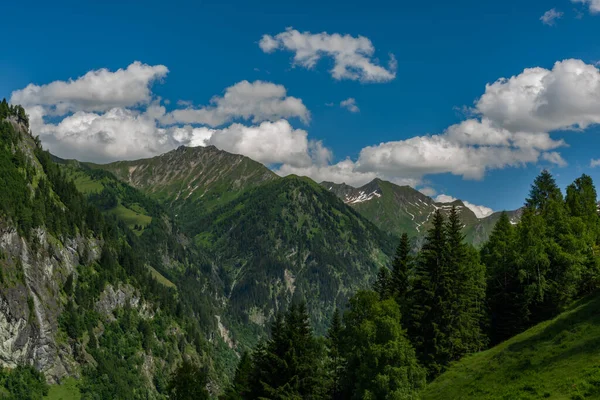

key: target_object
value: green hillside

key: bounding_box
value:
[424,293,600,400]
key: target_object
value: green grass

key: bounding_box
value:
[108,204,152,231]
[423,293,600,400]
[69,172,104,194]
[148,265,176,289]
[45,377,80,400]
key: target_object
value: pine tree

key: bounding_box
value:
[391,232,411,309]
[445,206,487,358]
[222,352,252,399]
[481,212,523,344]
[326,308,344,400]
[373,267,392,300]
[408,209,448,376]
[249,303,325,399]
[526,169,563,213]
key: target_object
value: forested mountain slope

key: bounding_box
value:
[0,102,226,398]
[193,176,397,338]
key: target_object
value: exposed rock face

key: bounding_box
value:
[95,283,152,320]
[0,223,98,383]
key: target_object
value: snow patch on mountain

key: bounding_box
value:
[344,190,382,204]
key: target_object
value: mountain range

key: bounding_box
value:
[0,109,526,397]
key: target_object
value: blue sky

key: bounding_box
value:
[2,0,600,215]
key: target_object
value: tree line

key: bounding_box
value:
[222,170,600,399]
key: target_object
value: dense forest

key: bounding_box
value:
[219,170,600,399]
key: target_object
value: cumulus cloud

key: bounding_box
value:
[418,187,437,197]
[11,61,168,115]
[162,80,309,126]
[475,59,600,133]
[173,120,319,168]
[541,151,568,166]
[33,107,173,162]
[354,122,565,180]
[540,8,564,25]
[259,28,396,82]
[591,158,600,167]
[572,0,600,13]
[434,194,494,218]
[340,98,360,113]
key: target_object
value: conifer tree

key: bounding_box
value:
[222,352,252,399]
[391,232,411,309]
[446,206,487,356]
[373,267,393,300]
[408,209,448,375]
[481,212,523,343]
[249,303,325,399]
[326,308,344,400]
[526,169,563,213]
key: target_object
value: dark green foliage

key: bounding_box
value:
[326,308,345,400]
[0,365,49,400]
[525,169,563,212]
[221,352,252,400]
[168,359,210,400]
[391,233,411,306]
[373,266,393,300]
[408,207,487,377]
[340,291,426,399]
[481,212,522,344]
[480,171,600,344]
[248,302,326,399]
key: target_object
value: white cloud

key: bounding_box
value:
[34,107,173,162]
[475,59,600,133]
[540,8,564,25]
[11,61,168,115]
[572,0,600,13]
[162,80,309,126]
[12,58,600,195]
[340,98,360,113]
[591,158,600,167]
[276,159,420,188]
[434,194,458,203]
[173,120,317,168]
[434,194,494,218]
[541,151,568,167]
[418,187,437,197]
[354,126,564,181]
[259,27,396,82]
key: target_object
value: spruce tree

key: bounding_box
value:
[408,209,447,376]
[446,206,487,357]
[222,352,252,399]
[481,212,522,344]
[373,267,392,300]
[326,308,344,400]
[391,232,411,309]
[249,303,325,399]
[526,169,563,213]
